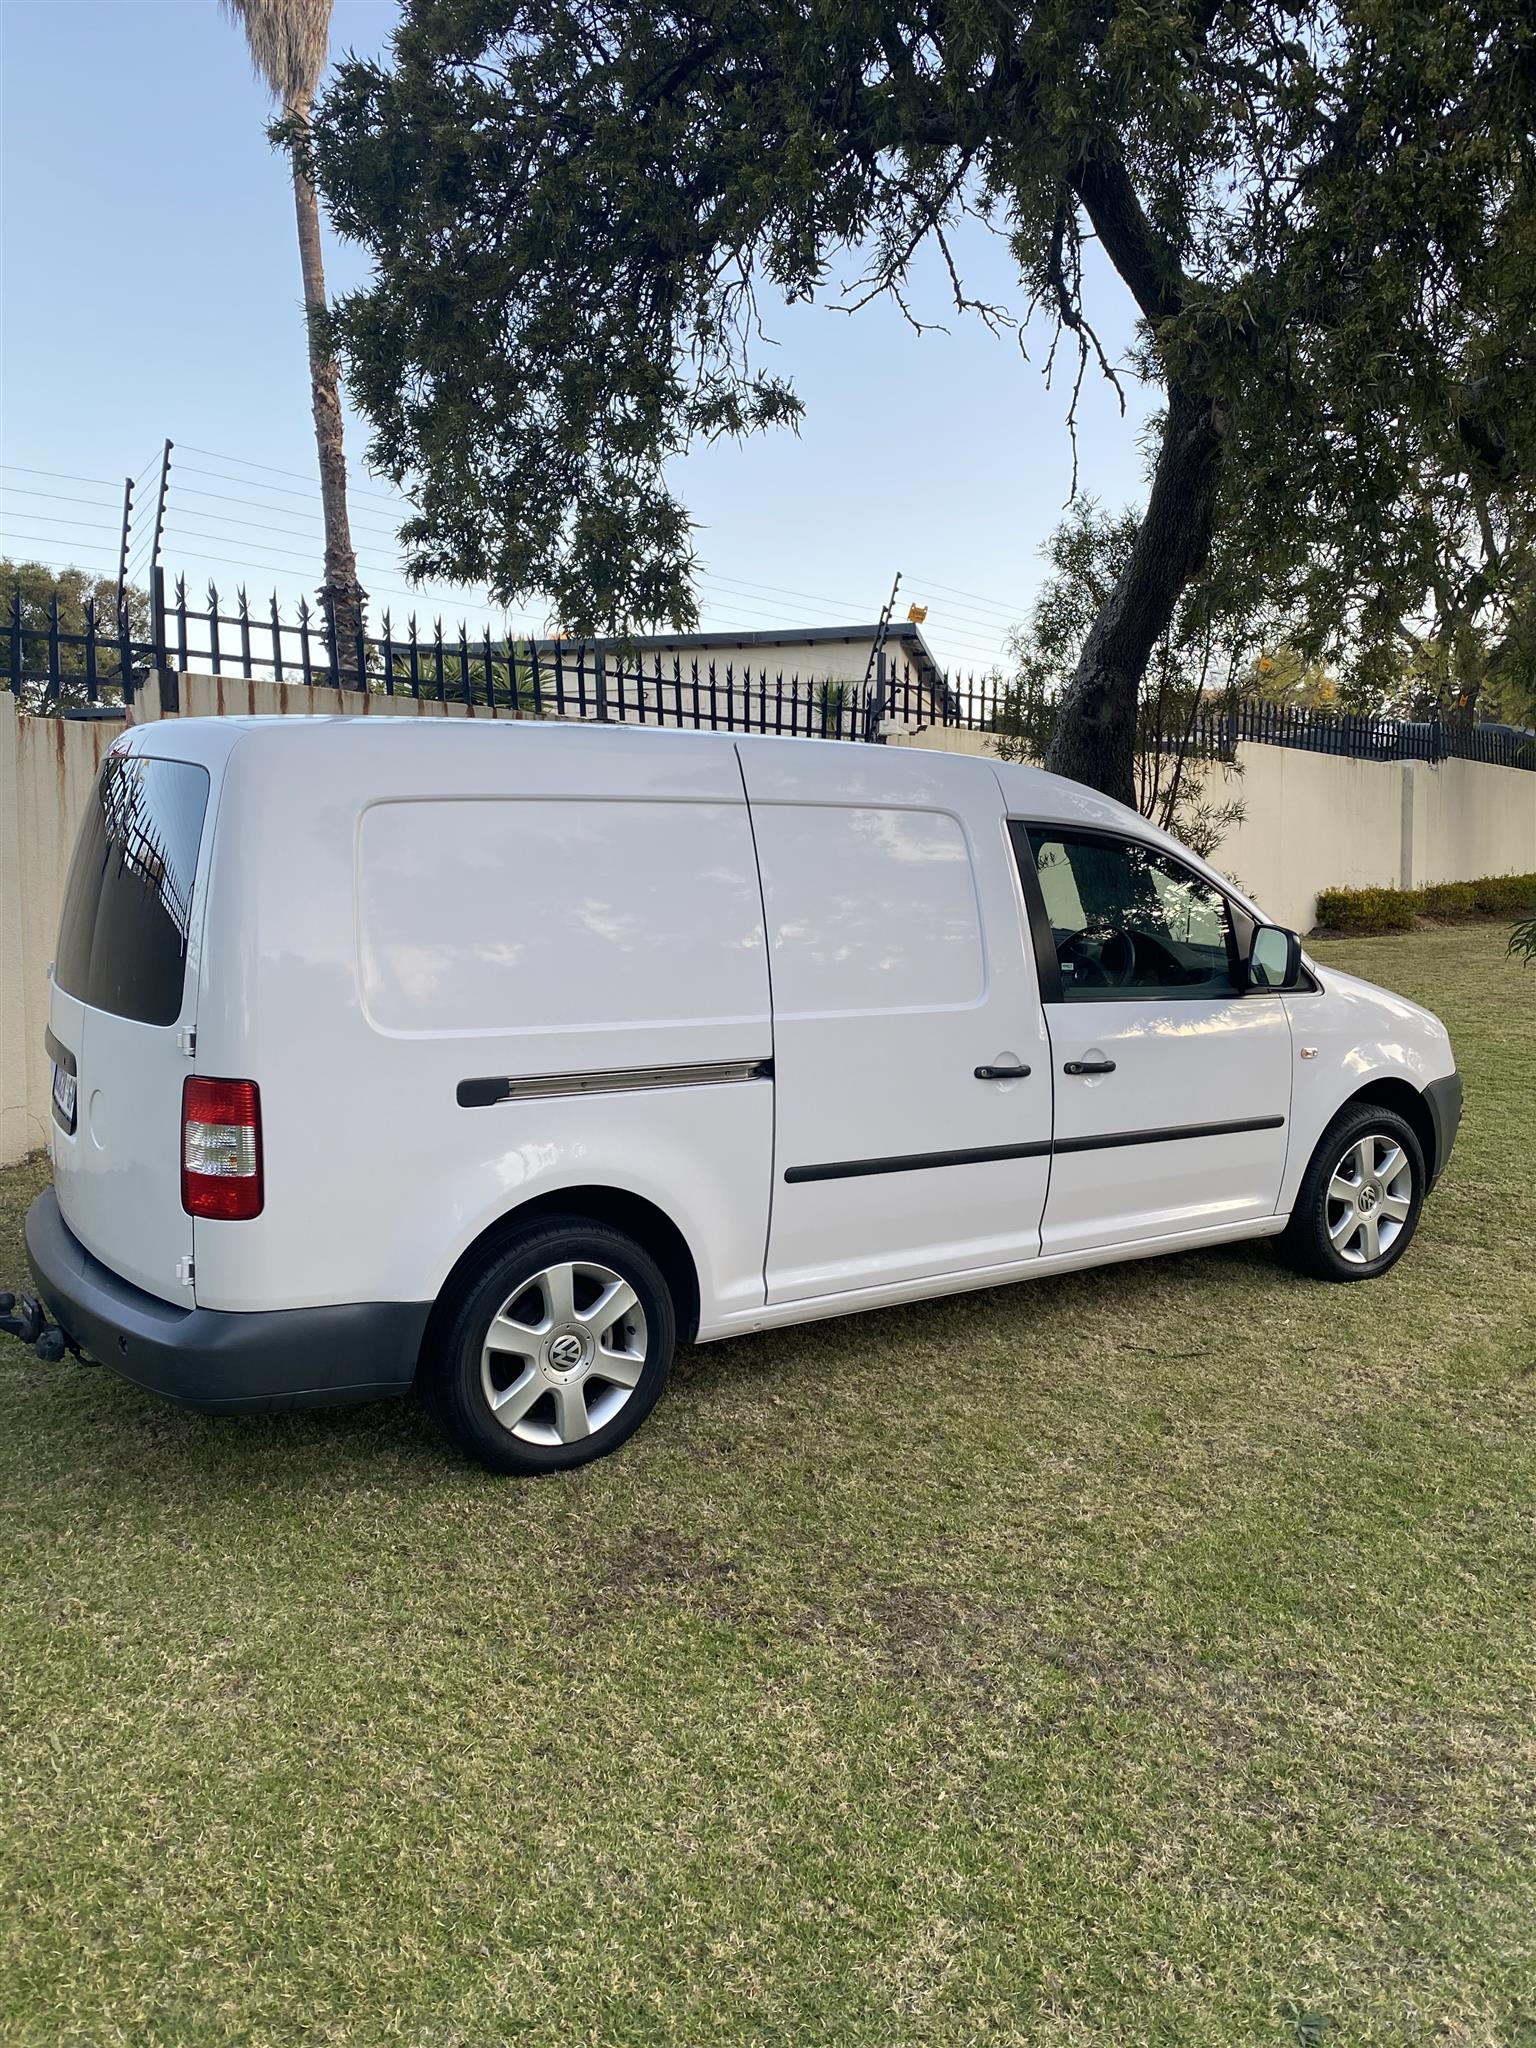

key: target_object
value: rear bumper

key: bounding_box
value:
[1424,1071,1462,1191]
[25,1187,429,1414]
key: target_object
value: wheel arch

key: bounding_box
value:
[1339,1076,1437,1182]
[424,1185,703,1363]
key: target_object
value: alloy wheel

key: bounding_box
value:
[479,1259,648,1445]
[1325,1132,1414,1266]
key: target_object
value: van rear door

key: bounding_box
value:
[47,745,211,1303]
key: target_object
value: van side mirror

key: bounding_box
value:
[1245,922,1302,991]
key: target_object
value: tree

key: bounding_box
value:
[3,560,151,712]
[993,503,1261,858]
[309,0,1536,800]
[1296,445,1536,724]
[222,0,367,670]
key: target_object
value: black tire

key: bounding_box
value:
[1278,1101,1426,1283]
[424,1216,675,1474]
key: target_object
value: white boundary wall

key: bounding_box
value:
[3,675,1532,1163]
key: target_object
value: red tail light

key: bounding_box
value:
[182,1078,263,1220]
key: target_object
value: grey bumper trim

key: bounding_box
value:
[24,1187,428,1414]
[1424,1071,1462,1191]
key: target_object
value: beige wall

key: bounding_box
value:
[1215,744,1410,926]
[886,722,1535,930]
[3,676,1532,1164]
[1,693,130,1164]
[1405,755,1536,890]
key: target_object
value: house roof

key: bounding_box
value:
[525,620,946,693]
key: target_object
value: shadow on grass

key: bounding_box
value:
[672,1233,1288,1399]
[8,1230,1301,1505]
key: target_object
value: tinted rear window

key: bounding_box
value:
[55,754,210,1026]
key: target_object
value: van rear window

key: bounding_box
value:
[54,754,210,1026]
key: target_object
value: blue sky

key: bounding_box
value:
[1,0,1157,675]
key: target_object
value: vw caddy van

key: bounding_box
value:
[26,717,1461,1474]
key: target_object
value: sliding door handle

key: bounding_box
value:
[975,1062,1031,1080]
[1063,1059,1116,1076]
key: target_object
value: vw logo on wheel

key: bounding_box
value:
[549,1332,586,1370]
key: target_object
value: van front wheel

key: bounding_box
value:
[426,1218,676,1474]
[1279,1102,1426,1283]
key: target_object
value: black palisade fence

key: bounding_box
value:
[4,570,1533,770]
[5,573,894,738]
[5,587,156,711]
[919,667,1536,771]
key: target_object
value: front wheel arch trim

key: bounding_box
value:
[1337,1076,1440,1187]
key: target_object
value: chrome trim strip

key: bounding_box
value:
[458,1058,773,1108]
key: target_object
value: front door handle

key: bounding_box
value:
[975,1062,1031,1080]
[1063,1059,1116,1076]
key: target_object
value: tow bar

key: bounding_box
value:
[0,1291,74,1363]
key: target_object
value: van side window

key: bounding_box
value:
[54,755,210,1026]
[1023,827,1236,1001]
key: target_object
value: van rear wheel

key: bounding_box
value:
[426,1217,675,1474]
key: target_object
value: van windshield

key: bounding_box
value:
[54,753,210,1026]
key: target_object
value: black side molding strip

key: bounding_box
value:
[1052,1114,1285,1156]
[459,1058,773,1109]
[785,1115,1284,1183]
[784,1140,1053,1184]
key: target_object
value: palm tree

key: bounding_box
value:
[221,0,366,675]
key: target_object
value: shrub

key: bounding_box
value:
[1315,873,1536,934]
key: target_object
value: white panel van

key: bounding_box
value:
[25,717,1462,1474]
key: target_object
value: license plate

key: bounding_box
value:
[51,1061,77,1135]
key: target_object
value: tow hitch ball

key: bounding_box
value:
[0,1292,71,1362]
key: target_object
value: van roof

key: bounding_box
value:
[122,712,1246,904]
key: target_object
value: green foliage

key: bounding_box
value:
[815,681,848,736]
[1316,873,1536,935]
[370,635,542,710]
[1509,916,1536,964]
[2,559,150,712]
[308,0,1536,690]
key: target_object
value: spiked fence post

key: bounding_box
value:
[46,594,61,708]
[82,595,99,703]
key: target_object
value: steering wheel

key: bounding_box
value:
[1059,927,1139,988]
[1098,930,1140,987]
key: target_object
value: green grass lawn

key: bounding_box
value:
[2,924,1533,2048]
